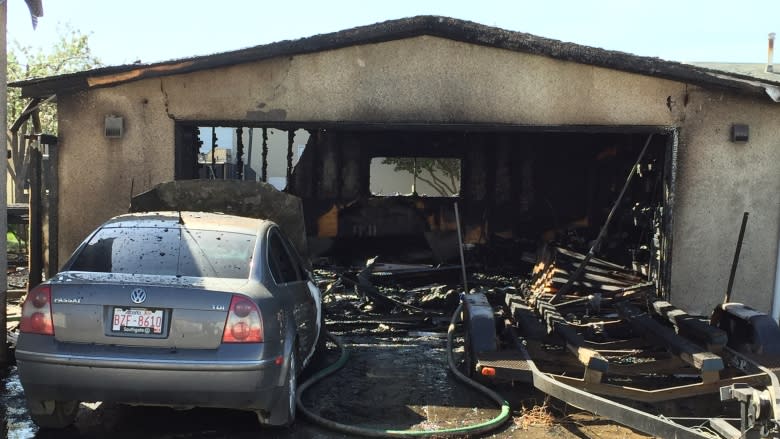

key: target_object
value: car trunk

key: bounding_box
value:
[49,273,247,349]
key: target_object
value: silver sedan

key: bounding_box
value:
[15,211,322,429]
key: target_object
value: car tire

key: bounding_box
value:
[28,400,80,429]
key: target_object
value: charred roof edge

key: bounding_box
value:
[9,15,778,99]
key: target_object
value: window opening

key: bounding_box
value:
[370,157,461,196]
[190,126,309,191]
[196,126,234,179]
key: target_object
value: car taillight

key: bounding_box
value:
[20,284,54,335]
[222,295,263,343]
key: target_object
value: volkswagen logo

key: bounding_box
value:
[130,288,147,304]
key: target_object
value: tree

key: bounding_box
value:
[7,25,102,133]
[381,157,461,196]
[6,26,101,203]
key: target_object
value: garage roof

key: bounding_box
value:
[10,16,780,101]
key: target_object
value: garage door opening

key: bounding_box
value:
[175,124,676,292]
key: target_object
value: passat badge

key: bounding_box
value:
[130,288,147,304]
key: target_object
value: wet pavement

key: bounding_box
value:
[1,273,654,438]
[0,334,494,439]
[2,365,35,439]
[0,330,651,439]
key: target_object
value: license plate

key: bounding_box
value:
[112,307,165,335]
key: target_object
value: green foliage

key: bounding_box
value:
[6,231,23,253]
[7,25,102,133]
[381,157,461,196]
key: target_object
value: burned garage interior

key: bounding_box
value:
[6,15,780,439]
[176,124,673,284]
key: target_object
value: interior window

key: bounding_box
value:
[370,157,461,196]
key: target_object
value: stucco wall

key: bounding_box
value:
[58,80,174,258]
[159,36,681,125]
[672,91,780,314]
[56,35,780,315]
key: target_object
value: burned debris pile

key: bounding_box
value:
[529,245,652,301]
[311,231,780,438]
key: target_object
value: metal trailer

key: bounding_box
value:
[459,248,780,439]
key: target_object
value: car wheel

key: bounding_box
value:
[28,400,80,429]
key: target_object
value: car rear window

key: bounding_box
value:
[69,226,257,279]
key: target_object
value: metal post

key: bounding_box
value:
[724,212,749,304]
[28,141,42,290]
[454,202,469,294]
[0,0,9,363]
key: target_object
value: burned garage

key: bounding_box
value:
[7,15,780,438]
[12,16,779,316]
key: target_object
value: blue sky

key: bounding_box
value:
[6,0,778,66]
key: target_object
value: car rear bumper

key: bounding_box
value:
[16,339,285,411]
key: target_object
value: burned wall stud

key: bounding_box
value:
[730,124,749,143]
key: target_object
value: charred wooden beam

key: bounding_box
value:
[612,282,656,299]
[537,301,609,382]
[552,262,644,284]
[261,128,268,182]
[615,301,723,380]
[552,267,636,286]
[548,276,631,292]
[286,130,294,186]
[530,248,649,299]
[526,341,688,376]
[652,300,727,353]
[235,127,244,180]
[9,97,43,132]
[210,127,217,177]
[553,246,631,271]
[551,372,767,404]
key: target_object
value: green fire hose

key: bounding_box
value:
[295,301,511,437]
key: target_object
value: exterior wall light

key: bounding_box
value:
[105,116,124,138]
[730,124,749,143]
